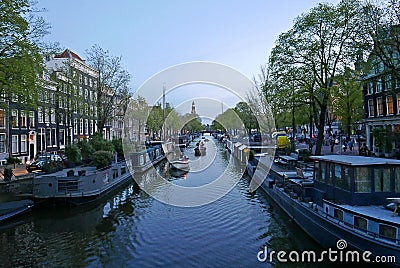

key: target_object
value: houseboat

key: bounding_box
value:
[130,143,166,173]
[33,161,132,205]
[247,155,400,266]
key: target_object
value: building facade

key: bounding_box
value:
[362,59,400,157]
[0,49,122,164]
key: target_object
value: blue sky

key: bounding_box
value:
[39,0,337,119]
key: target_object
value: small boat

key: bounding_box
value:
[0,199,34,222]
[169,157,190,171]
[194,142,206,156]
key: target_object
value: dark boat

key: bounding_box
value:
[33,161,132,205]
[247,154,400,266]
[130,144,166,173]
[194,142,206,156]
[0,199,34,222]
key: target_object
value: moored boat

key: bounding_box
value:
[169,156,190,171]
[247,155,400,266]
[33,161,132,205]
[0,199,34,222]
[130,144,166,172]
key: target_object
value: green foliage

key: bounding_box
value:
[77,139,94,162]
[182,114,204,133]
[65,144,82,165]
[0,0,49,110]
[90,132,114,152]
[42,161,62,174]
[112,138,123,158]
[93,150,113,169]
[234,102,258,134]
[2,168,13,181]
[6,157,21,165]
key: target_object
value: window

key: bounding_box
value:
[398,95,400,114]
[84,76,88,85]
[51,128,56,146]
[376,79,382,92]
[377,97,383,116]
[367,81,374,95]
[74,118,78,135]
[59,129,65,146]
[20,134,27,153]
[0,134,5,153]
[354,216,367,231]
[80,119,83,135]
[368,99,374,117]
[38,107,44,123]
[379,224,397,240]
[50,108,55,123]
[11,110,18,128]
[333,209,344,221]
[387,96,394,115]
[385,75,392,91]
[0,109,5,128]
[11,135,18,153]
[396,168,400,193]
[79,74,83,84]
[375,168,391,192]
[90,120,94,135]
[354,167,371,193]
[44,108,49,123]
[20,111,27,128]
[85,119,88,135]
[29,111,35,128]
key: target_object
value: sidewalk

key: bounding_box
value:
[0,164,30,181]
[317,144,360,156]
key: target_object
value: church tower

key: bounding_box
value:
[191,101,196,114]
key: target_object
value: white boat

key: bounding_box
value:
[170,157,190,171]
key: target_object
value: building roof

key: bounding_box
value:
[54,49,84,61]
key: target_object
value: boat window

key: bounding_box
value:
[395,168,400,193]
[374,168,391,192]
[320,162,326,182]
[354,216,367,231]
[335,165,350,191]
[379,224,397,240]
[139,155,144,165]
[314,162,321,181]
[333,208,344,221]
[354,167,371,193]
[326,163,333,185]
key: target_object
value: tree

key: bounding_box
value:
[268,0,365,155]
[85,45,132,134]
[331,68,364,139]
[361,0,400,81]
[0,0,49,108]
[234,102,258,134]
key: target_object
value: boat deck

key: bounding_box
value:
[39,166,99,177]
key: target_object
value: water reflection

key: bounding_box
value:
[0,138,325,267]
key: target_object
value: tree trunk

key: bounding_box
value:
[314,96,328,156]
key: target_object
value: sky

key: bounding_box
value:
[38,0,337,122]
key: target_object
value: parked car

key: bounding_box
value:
[26,154,64,173]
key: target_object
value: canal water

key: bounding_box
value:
[0,137,330,267]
